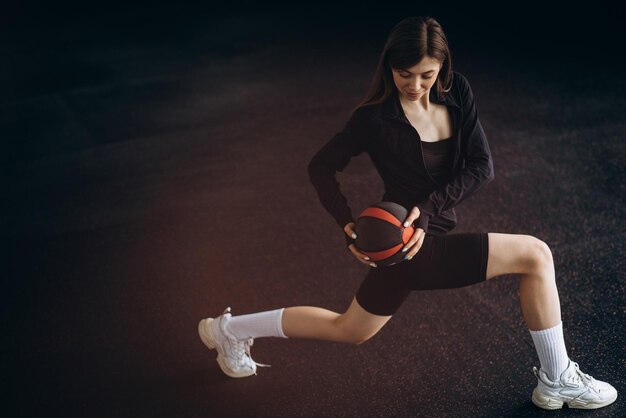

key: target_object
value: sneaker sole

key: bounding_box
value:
[198,318,256,379]
[532,388,618,410]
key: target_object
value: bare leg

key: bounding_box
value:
[281,297,392,344]
[283,233,561,342]
[485,233,561,331]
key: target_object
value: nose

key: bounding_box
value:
[411,78,422,91]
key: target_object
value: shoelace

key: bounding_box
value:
[243,338,272,369]
[228,337,272,371]
[569,361,598,389]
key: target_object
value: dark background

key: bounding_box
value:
[2,1,625,417]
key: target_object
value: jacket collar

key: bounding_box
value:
[381,85,460,124]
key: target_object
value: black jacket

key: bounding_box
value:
[307,70,495,248]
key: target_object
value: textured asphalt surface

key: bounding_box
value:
[2,3,625,417]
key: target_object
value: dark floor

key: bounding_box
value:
[2,3,625,418]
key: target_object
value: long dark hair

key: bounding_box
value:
[350,16,454,116]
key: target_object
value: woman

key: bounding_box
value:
[198,16,617,410]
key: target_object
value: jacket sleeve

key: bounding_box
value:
[414,73,494,228]
[307,107,371,247]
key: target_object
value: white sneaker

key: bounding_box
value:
[198,307,271,378]
[532,359,618,409]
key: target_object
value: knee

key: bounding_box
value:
[348,333,375,345]
[335,318,379,345]
[524,236,554,273]
[341,326,378,345]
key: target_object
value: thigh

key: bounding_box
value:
[355,232,489,316]
[485,232,547,280]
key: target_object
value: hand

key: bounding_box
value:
[344,222,377,268]
[401,206,426,261]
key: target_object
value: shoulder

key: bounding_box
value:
[346,101,383,128]
[450,70,475,98]
[451,70,471,87]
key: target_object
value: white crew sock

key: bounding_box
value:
[529,321,569,381]
[224,308,289,340]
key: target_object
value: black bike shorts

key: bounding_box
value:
[355,232,489,316]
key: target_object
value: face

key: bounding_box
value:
[391,55,443,102]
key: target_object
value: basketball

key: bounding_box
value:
[354,201,415,266]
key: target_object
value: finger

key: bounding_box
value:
[407,229,425,259]
[403,206,421,227]
[357,251,376,267]
[406,229,424,259]
[414,230,426,253]
[358,256,376,268]
[350,245,369,260]
[401,225,420,253]
[402,208,416,227]
[350,246,374,266]
[344,223,357,239]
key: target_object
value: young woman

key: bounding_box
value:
[198,16,617,410]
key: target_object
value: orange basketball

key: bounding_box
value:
[354,201,414,266]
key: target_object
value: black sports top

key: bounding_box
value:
[307,71,494,248]
[420,137,455,186]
